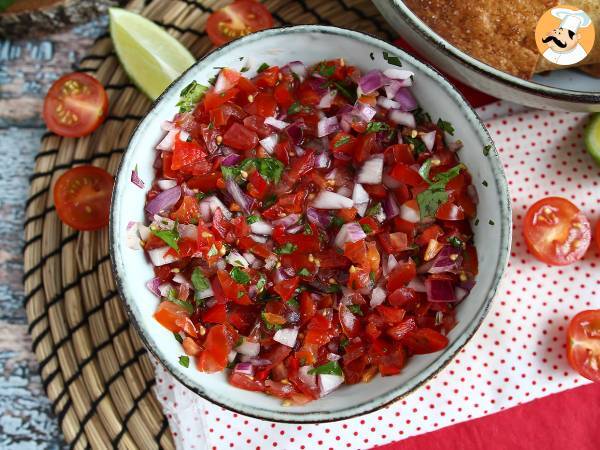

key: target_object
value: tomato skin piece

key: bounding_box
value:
[206,0,274,47]
[384,143,414,165]
[203,88,239,110]
[330,131,357,155]
[43,72,108,138]
[273,276,300,301]
[386,317,417,341]
[567,309,600,382]
[186,172,221,191]
[53,165,114,231]
[401,328,449,354]
[154,301,190,332]
[223,122,259,151]
[171,196,200,224]
[389,163,424,186]
[386,259,417,291]
[436,201,465,221]
[523,197,591,266]
[202,303,228,324]
[229,372,265,392]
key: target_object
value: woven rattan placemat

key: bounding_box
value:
[22,0,393,448]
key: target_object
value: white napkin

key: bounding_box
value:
[153,102,598,450]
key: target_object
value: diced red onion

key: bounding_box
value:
[356,154,383,185]
[214,70,236,94]
[250,234,267,244]
[421,131,436,151]
[285,122,304,145]
[306,207,331,229]
[352,183,369,217]
[178,223,197,239]
[161,120,177,131]
[226,249,249,268]
[215,258,226,271]
[383,254,399,276]
[237,339,260,357]
[146,277,162,297]
[228,350,237,363]
[172,272,188,285]
[394,88,418,111]
[298,366,317,389]
[152,214,175,231]
[426,277,457,302]
[196,285,214,300]
[222,153,242,166]
[138,224,150,241]
[359,70,385,94]
[201,196,232,220]
[312,190,353,209]
[145,186,181,215]
[242,252,256,265]
[327,353,341,361]
[383,193,400,219]
[272,213,300,228]
[319,374,344,396]
[259,133,279,154]
[126,222,141,250]
[448,139,464,152]
[148,248,177,267]
[407,277,427,293]
[273,268,290,285]
[158,282,173,297]
[240,356,271,366]
[339,114,351,133]
[157,179,177,190]
[467,185,479,205]
[233,362,255,376]
[400,201,420,223]
[273,327,299,348]
[288,61,307,81]
[370,286,386,307]
[355,101,377,121]
[315,152,331,169]
[334,222,366,248]
[455,286,469,301]
[317,116,339,138]
[389,110,416,128]
[286,223,304,234]
[383,68,414,80]
[318,90,337,109]
[428,246,463,274]
[250,220,273,236]
[384,80,402,99]
[179,130,190,142]
[377,96,402,110]
[295,145,306,156]
[264,254,278,270]
[226,179,254,214]
[131,168,144,189]
[156,130,177,150]
[264,116,289,130]
[336,186,352,198]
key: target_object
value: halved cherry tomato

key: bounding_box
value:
[567,310,600,382]
[523,197,591,265]
[43,72,108,137]
[53,165,114,231]
[205,0,274,46]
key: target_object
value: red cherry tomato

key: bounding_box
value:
[53,165,114,231]
[523,197,591,265]
[206,0,274,46]
[567,310,600,382]
[43,72,108,138]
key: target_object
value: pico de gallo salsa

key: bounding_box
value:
[129,57,479,404]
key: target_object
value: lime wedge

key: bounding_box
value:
[109,8,196,100]
[584,113,600,166]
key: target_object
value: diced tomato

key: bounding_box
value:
[198,324,234,373]
[254,66,280,88]
[387,259,417,291]
[154,301,189,332]
[186,172,221,191]
[348,266,371,290]
[436,201,465,221]
[274,78,295,108]
[229,372,265,392]
[203,88,239,110]
[223,122,259,151]
[389,163,424,186]
[217,270,251,305]
[354,133,378,163]
[182,337,202,356]
[171,196,200,224]
[358,216,381,234]
[299,291,316,324]
[388,287,418,308]
[246,91,278,117]
[401,328,449,354]
[273,276,300,301]
[377,232,409,254]
[202,303,228,323]
[384,144,414,165]
[330,131,356,155]
[243,114,271,138]
[209,101,246,127]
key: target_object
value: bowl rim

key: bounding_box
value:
[109,24,512,423]
[383,0,600,103]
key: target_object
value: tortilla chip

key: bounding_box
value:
[403,0,556,79]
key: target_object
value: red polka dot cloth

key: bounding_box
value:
[153,102,600,450]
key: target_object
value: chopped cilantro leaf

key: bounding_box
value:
[176,81,208,113]
[257,63,269,73]
[298,268,311,277]
[317,62,335,77]
[489,219,495,226]
[324,283,341,293]
[383,51,402,67]
[246,215,259,225]
[366,202,382,217]
[475,218,480,226]
[240,66,249,73]
[414,107,432,125]
[287,298,300,308]
[366,121,390,133]
[482,180,488,187]
[483,144,492,156]
[256,274,267,293]
[308,360,343,376]
[340,336,349,349]
[178,355,190,368]
[418,159,433,184]
[173,332,183,343]
[334,135,351,148]
[288,101,302,115]
[330,216,345,228]
[303,223,313,235]
[416,164,464,219]
[404,135,426,155]
[165,295,193,314]
[332,81,356,102]
[348,304,364,316]
[261,311,283,331]
[275,243,298,255]
[448,236,464,248]
[221,157,284,184]
[369,52,375,60]
[191,267,210,292]
[361,223,372,234]
[437,118,455,135]
[230,267,250,284]
[151,225,179,251]
[207,244,218,257]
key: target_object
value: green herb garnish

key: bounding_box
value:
[298,268,311,277]
[176,81,208,113]
[332,81,356,102]
[361,223,372,234]
[178,355,190,368]
[230,267,250,284]
[340,336,349,349]
[483,145,492,156]
[404,135,426,155]
[257,63,270,73]
[151,225,180,251]
[275,242,298,255]
[418,159,433,183]
[482,180,488,187]
[437,118,455,135]
[261,311,283,331]
[207,244,218,257]
[246,215,259,225]
[317,63,335,77]
[414,108,432,125]
[173,332,183,343]
[256,274,267,293]
[448,236,464,248]
[366,202,382,217]
[348,304,364,316]
[191,267,210,292]
[489,219,495,226]
[334,135,352,148]
[416,164,465,219]
[366,122,390,133]
[383,51,402,67]
[308,360,343,376]
[287,298,300,308]
[288,101,302,115]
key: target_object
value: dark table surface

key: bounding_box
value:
[0,17,108,450]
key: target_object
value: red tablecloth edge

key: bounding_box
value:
[374,382,600,450]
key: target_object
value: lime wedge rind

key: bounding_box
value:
[584,113,600,166]
[109,8,196,100]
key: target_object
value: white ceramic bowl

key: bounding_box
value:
[372,0,600,112]
[110,25,511,422]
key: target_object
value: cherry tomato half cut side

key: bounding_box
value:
[53,165,114,231]
[522,197,591,266]
[43,72,108,138]
[206,0,274,46]
[567,310,600,382]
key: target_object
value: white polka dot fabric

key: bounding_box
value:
[153,102,600,450]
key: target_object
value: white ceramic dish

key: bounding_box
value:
[372,0,600,112]
[110,25,511,422]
